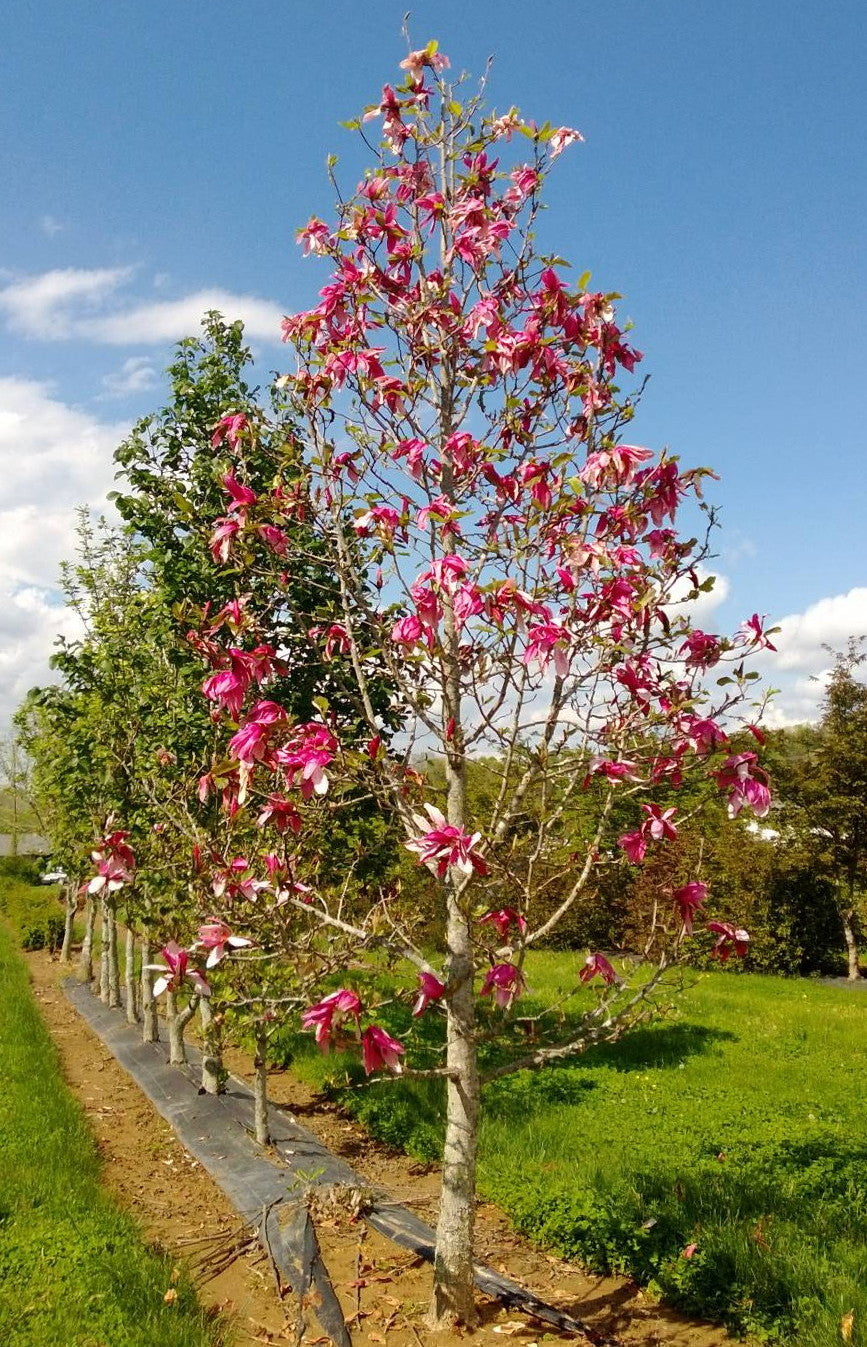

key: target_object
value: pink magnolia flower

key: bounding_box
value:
[524,622,572,678]
[735,613,777,651]
[222,473,257,509]
[478,908,527,940]
[301,988,362,1051]
[297,217,332,255]
[256,794,302,834]
[673,882,708,934]
[549,126,584,158]
[209,517,241,564]
[481,962,525,1009]
[391,614,426,647]
[277,722,338,798]
[713,752,771,819]
[361,1024,405,1075]
[680,630,721,670]
[412,971,446,1016]
[707,921,750,962]
[579,952,619,985]
[146,942,210,998]
[642,803,679,842]
[618,830,647,864]
[405,804,488,878]
[210,412,249,449]
[399,46,450,80]
[195,921,254,968]
[87,854,132,895]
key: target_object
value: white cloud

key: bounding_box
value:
[39,214,65,238]
[0,267,284,346]
[0,267,134,339]
[0,378,126,724]
[100,356,159,398]
[755,588,867,725]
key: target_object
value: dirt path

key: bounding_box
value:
[26,950,731,1347]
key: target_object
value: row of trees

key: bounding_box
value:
[13,43,865,1327]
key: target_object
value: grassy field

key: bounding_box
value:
[274,954,867,1346]
[0,920,228,1347]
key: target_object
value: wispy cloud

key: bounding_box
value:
[100,356,159,398]
[0,266,284,346]
[0,377,126,724]
[754,588,867,725]
[39,214,65,238]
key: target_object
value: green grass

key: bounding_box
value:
[274,955,867,1345]
[0,919,229,1347]
[0,872,66,949]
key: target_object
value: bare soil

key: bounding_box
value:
[26,950,731,1347]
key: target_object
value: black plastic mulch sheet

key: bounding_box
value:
[65,981,609,1344]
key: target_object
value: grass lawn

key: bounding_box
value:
[0,920,228,1347]
[275,954,867,1346]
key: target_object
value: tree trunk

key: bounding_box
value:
[842,908,861,980]
[199,996,223,1094]
[106,904,121,1009]
[99,899,110,1003]
[428,900,480,1329]
[60,883,77,963]
[124,926,138,1023]
[141,937,159,1043]
[253,1023,270,1144]
[167,992,197,1065]
[79,897,96,983]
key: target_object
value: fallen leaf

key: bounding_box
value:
[842,1310,855,1342]
[163,1288,178,1305]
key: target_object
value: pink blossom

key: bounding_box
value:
[680,630,721,670]
[391,614,426,647]
[735,613,777,651]
[302,988,362,1051]
[277,722,338,798]
[412,972,446,1016]
[524,622,572,678]
[209,517,241,564]
[478,908,527,940]
[672,882,708,934]
[405,804,488,878]
[361,1024,406,1074]
[146,942,210,998]
[713,752,771,819]
[195,921,254,968]
[549,126,584,158]
[297,217,332,255]
[641,803,678,842]
[211,413,249,449]
[256,794,302,834]
[707,921,750,962]
[618,830,647,864]
[258,524,289,556]
[481,962,525,1009]
[399,46,450,80]
[579,953,619,986]
[222,473,257,508]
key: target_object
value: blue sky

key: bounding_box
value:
[1,0,865,724]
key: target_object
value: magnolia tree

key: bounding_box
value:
[183,44,775,1327]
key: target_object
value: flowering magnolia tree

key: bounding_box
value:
[187,43,775,1327]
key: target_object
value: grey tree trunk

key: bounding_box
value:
[60,883,77,963]
[199,995,222,1094]
[253,1024,270,1144]
[106,904,121,1009]
[140,937,159,1043]
[428,898,480,1329]
[842,909,861,980]
[99,899,110,1003]
[428,529,480,1331]
[167,991,197,1065]
[79,897,96,983]
[124,926,138,1023]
